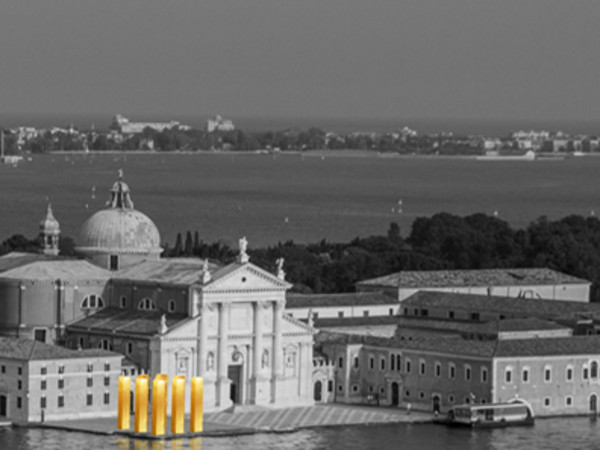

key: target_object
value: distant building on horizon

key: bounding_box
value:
[110,114,189,134]
[206,114,235,133]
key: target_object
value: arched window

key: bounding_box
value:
[81,295,104,310]
[591,361,598,378]
[168,300,176,313]
[137,298,157,311]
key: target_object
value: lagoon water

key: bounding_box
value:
[2,417,600,449]
[1,153,600,248]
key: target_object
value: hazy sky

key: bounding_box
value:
[1,1,599,123]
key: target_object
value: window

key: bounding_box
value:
[522,368,529,383]
[544,366,552,382]
[87,377,93,387]
[470,312,480,321]
[352,384,359,393]
[448,394,455,403]
[448,311,455,319]
[337,384,343,393]
[363,310,369,317]
[127,342,134,354]
[120,296,127,308]
[17,397,22,409]
[58,365,65,374]
[168,300,176,313]
[86,394,93,406]
[369,356,375,370]
[18,367,22,375]
[391,355,395,371]
[353,356,359,369]
[380,358,386,371]
[34,329,47,342]
[566,367,573,382]
[481,367,488,383]
[380,387,385,394]
[449,363,456,379]
[420,309,428,317]
[58,379,64,389]
[41,367,47,375]
[1,366,4,373]
[584,367,589,380]
[104,393,110,405]
[338,311,344,318]
[591,361,598,378]
[544,398,551,407]
[41,380,46,390]
[465,397,471,404]
[566,396,573,406]
[87,363,94,372]
[327,380,333,392]
[405,390,410,398]
[58,395,64,408]
[419,392,425,399]
[17,380,22,390]
[405,359,412,374]
[81,295,104,310]
[419,360,426,376]
[505,368,512,383]
[138,298,157,311]
[389,308,394,316]
[100,340,111,350]
[104,363,110,371]
[40,396,46,409]
[78,337,85,349]
[104,376,110,387]
[110,255,119,271]
[403,308,408,315]
[396,355,401,372]
[435,362,441,377]
[464,365,472,381]
[338,357,344,369]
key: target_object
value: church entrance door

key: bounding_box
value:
[314,381,322,402]
[228,365,242,404]
[391,382,400,406]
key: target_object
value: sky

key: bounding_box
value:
[1,1,600,126]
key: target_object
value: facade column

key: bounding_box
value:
[271,299,285,402]
[217,302,231,407]
[197,304,207,375]
[252,301,269,404]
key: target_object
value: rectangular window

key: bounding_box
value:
[391,355,395,371]
[396,355,401,372]
[448,311,455,319]
[87,364,93,373]
[544,368,552,382]
[41,367,47,375]
[505,369,512,383]
[58,379,64,389]
[481,367,488,383]
[370,357,375,370]
[17,380,22,390]
[465,366,471,381]
[544,398,551,407]
[449,365,456,379]
[338,311,344,318]
[104,363,110,372]
[41,380,46,390]
[17,397,22,409]
[584,368,589,380]
[389,308,394,316]
[470,312,480,321]
[522,369,529,383]
[40,396,46,409]
[435,363,441,377]
[338,357,343,369]
[327,380,333,392]
[18,367,22,375]
[104,393,110,405]
[1,366,4,373]
[419,361,426,375]
[566,396,573,406]
[566,368,573,381]
[406,360,411,373]
[363,310,369,317]
[110,255,119,271]
[58,365,65,374]
[353,357,359,369]
[87,377,93,388]
[86,394,93,406]
[420,309,428,317]
[380,358,386,371]
[58,395,64,408]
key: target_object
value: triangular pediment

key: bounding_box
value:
[204,262,291,292]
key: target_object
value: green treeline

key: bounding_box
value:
[3,213,600,301]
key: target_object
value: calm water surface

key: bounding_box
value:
[2,418,600,450]
[2,153,600,247]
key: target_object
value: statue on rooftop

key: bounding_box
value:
[276,257,286,280]
[159,314,168,334]
[238,236,249,263]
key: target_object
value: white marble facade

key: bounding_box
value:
[150,262,315,411]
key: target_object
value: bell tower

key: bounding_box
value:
[39,203,60,256]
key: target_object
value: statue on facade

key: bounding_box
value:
[202,258,211,284]
[276,257,286,280]
[307,308,314,328]
[238,236,249,263]
[159,314,168,334]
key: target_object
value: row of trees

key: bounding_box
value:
[4,213,600,301]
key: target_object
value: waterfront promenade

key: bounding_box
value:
[31,404,432,439]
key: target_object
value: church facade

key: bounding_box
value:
[0,174,315,411]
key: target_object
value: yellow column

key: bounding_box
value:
[190,377,204,433]
[151,374,167,436]
[134,375,149,433]
[118,376,131,430]
[171,375,186,434]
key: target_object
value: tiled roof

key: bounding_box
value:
[286,292,397,308]
[357,268,590,288]
[0,337,119,361]
[113,258,219,285]
[401,291,600,319]
[316,331,600,359]
[0,260,111,282]
[67,307,188,337]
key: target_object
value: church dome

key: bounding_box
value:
[76,173,162,258]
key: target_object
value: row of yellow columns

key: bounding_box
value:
[118,375,204,436]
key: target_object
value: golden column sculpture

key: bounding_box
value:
[151,374,167,436]
[118,376,131,430]
[134,375,149,433]
[171,375,186,434]
[190,377,204,433]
